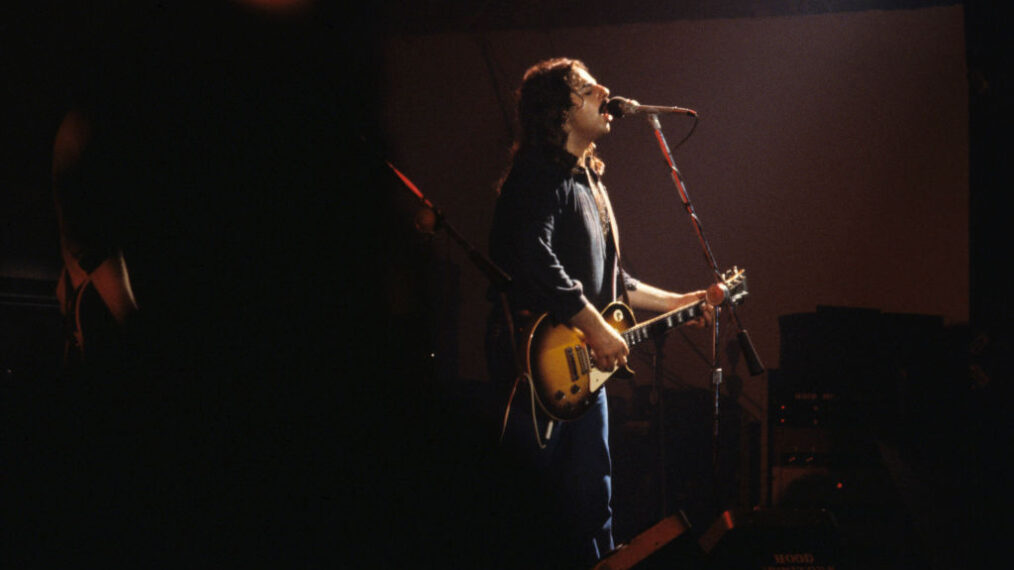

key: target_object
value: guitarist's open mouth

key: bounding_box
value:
[599,99,612,120]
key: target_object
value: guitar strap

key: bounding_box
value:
[585,168,631,307]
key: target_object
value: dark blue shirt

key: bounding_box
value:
[489,148,635,325]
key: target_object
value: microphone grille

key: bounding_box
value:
[605,97,627,118]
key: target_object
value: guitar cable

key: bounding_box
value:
[499,373,520,442]
[528,372,554,449]
[496,294,554,449]
[499,366,554,449]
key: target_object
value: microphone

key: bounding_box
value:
[605,96,697,118]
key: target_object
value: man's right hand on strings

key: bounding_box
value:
[570,303,629,371]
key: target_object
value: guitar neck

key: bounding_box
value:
[616,269,747,349]
[620,300,706,348]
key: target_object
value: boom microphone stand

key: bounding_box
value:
[640,111,766,516]
[387,161,511,294]
[386,161,527,442]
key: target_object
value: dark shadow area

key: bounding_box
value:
[771,306,1009,568]
[2,2,397,565]
[4,1,1012,567]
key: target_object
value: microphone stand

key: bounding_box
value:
[386,161,524,442]
[642,113,765,518]
[386,161,511,293]
[652,332,669,521]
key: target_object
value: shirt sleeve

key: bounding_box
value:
[507,181,590,323]
[621,268,639,292]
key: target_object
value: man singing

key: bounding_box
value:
[485,57,711,567]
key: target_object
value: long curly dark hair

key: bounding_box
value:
[512,57,604,175]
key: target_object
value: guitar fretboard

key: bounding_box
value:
[619,269,748,348]
[622,302,704,347]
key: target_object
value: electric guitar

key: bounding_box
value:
[520,268,747,421]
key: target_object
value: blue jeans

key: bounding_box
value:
[500,385,615,567]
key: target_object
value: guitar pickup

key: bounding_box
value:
[565,347,578,381]
[575,345,591,375]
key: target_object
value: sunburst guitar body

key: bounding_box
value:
[522,302,637,421]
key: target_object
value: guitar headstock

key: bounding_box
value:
[724,267,747,305]
[706,267,748,306]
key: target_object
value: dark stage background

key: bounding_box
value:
[2,1,1010,567]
